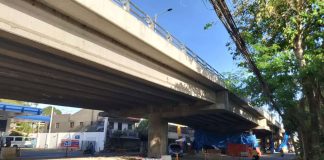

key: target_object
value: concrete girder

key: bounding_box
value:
[0,0,217,103]
[0,77,140,108]
[0,37,195,103]
[99,103,217,118]
[169,115,256,133]
[0,86,126,111]
[0,54,182,105]
[228,100,259,125]
[0,0,266,144]
[202,113,239,125]
[0,68,151,106]
[39,0,225,89]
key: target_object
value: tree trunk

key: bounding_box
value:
[293,18,322,159]
[302,79,322,160]
[291,135,298,156]
[298,129,307,160]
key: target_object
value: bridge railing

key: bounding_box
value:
[112,0,225,82]
[111,1,281,123]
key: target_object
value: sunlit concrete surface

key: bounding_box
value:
[0,0,261,132]
[0,0,280,158]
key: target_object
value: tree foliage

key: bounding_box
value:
[225,0,323,159]
[0,99,32,106]
[15,122,33,135]
[9,130,25,136]
[42,106,62,116]
[136,119,148,141]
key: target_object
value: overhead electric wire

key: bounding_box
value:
[208,0,283,116]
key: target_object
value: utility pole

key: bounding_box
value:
[45,106,54,148]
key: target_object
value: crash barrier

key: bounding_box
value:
[143,155,171,160]
[0,147,18,159]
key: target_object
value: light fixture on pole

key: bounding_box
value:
[154,8,173,24]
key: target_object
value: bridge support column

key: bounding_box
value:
[147,113,168,158]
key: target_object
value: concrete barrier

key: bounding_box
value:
[0,147,17,159]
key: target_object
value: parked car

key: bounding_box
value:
[2,136,35,148]
[168,143,183,157]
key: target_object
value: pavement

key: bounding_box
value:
[18,148,84,159]
[17,149,297,160]
[182,153,296,160]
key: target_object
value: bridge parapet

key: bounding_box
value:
[111,0,226,85]
[39,0,225,88]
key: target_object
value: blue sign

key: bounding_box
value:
[63,141,71,147]
[75,135,80,139]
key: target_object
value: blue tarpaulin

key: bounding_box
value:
[193,129,258,150]
[270,135,275,153]
[277,133,289,152]
[15,115,50,122]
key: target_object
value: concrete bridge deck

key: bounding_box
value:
[0,0,269,157]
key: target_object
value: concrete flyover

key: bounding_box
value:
[0,0,263,157]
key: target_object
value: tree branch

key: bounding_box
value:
[209,0,283,116]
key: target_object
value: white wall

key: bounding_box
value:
[113,122,118,130]
[122,123,128,130]
[111,122,132,131]
[168,132,189,140]
[30,132,105,152]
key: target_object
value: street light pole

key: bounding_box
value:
[153,8,173,24]
[45,106,54,148]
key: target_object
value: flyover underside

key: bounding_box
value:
[101,103,258,134]
[0,0,218,105]
[166,110,257,133]
[0,0,260,136]
[0,35,204,111]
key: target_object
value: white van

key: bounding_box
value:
[2,136,36,148]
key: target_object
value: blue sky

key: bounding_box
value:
[39,0,238,114]
[34,104,81,114]
[132,0,237,72]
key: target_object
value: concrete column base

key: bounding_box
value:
[147,113,168,158]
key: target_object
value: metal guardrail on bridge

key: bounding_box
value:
[109,0,284,126]
[112,0,225,82]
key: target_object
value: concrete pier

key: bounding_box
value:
[148,113,168,158]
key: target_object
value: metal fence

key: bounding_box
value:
[111,0,277,123]
[112,0,225,82]
[110,129,139,138]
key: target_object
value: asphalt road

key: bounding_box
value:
[18,149,296,160]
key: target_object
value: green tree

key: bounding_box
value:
[136,119,149,155]
[136,119,149,141]
[42,106,62,116]
[0,99,32,106]
[9,130,24,136]
[223,0,323,159]
[16,122,33,135]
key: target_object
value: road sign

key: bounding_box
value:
[61,139,79,148]
[63,140,71,147]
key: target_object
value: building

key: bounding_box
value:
[47,109,192,152]
[51,109,105,133]
[107,117,139,139]
[51,109,139,134]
